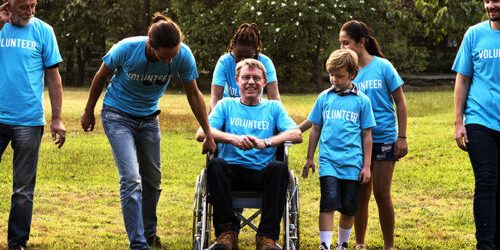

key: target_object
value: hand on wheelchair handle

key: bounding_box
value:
[202,135,217,154]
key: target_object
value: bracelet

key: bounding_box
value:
[398,136,407,139]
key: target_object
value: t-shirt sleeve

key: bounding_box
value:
[384,61,404,92]
[212,56,227,87]
[360,97,376,129]
[42,26,62,68]
[452,28,473,77]
[208,100,226,130]
[178,46,199,83]
[274,102,297,132]
[102,42,126,70]
[308,94,324,126]
[262,56,278,84]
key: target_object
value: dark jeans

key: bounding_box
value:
[466,124,500,250]
[207,158,289,241]
[0,124,43,247]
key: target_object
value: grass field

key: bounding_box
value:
[0,88,475,249]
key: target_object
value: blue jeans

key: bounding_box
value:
[0,123,43,247]
[466,124,500,250]
[101,106,162,250]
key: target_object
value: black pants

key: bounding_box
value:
[466,124,500,249]
[207,158,289,241]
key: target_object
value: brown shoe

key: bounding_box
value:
[256,236,281,250]
[213,230,238,250]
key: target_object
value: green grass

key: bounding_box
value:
[0,88,475,249]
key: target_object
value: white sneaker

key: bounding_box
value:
[319,242,332,250]
[335,242,348,250]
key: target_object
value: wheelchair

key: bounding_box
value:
[192,142,300,250]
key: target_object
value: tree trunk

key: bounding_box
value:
[144,0,150,31]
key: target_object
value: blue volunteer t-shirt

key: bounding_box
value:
[103,37,199,116]
[308,88,376,180]
[452,20,500,131]
[353,56,404,143]
[0,18,62,126]
[209,98,297,170]
[212,53,277,97]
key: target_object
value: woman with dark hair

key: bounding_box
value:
[81,13,215,249]
[210,23,281,110]
[339,20,408,250]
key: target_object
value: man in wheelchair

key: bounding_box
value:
[196,59,302,250]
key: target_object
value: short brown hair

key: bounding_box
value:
[235,58,267,83]
[325,49,358,75]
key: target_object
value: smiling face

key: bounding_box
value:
[485,0,500,22]
[232,44,257,62]
[8,0,36,26]
[236,64,266,105]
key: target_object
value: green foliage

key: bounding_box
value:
[34,0,486,89]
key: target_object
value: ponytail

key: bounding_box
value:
[147,12,184,49]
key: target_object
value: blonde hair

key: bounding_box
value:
[325,49,358,74]
[235,58,267,82]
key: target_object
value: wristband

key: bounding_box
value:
[398,136,407,139]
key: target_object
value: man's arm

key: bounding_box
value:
[81,63,113,132]
[183,79,216,154]
[454,73,471,151]
[45,67,66,148]
[252,128,302,150]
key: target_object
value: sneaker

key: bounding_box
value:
[213,230,238,250]
[146,234,161,248]
[319,242,332,250]
[354,244,367,250]
[334,242,348,250]
[256,236,281,250]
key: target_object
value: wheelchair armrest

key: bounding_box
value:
[275,141,292,165]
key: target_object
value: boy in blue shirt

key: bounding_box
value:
[303,49,375,250]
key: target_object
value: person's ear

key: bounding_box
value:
[351,70,358,80]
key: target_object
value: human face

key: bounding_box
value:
[485,0,500,22]
[237,65,265,105]
[8,0,36,26]
[152,43,180,64]
[233,44,257,62]
[329,68,355,91]
[339,30,364,56]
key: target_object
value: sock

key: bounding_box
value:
[320,231,333,247]
[337,227,352,246]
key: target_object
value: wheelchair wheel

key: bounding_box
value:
[283,171,300,250]
[192,169,212,250]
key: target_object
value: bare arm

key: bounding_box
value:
[45,67,66,148]
[183,79,216,154]
[454,73,471,151]
[81,63,113,132]
[265,81,281,102]
[359,128,372,184]
[210,85,224,111]
[392,87,408,158]
[298,119,312,132]
[302,124,321,178]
